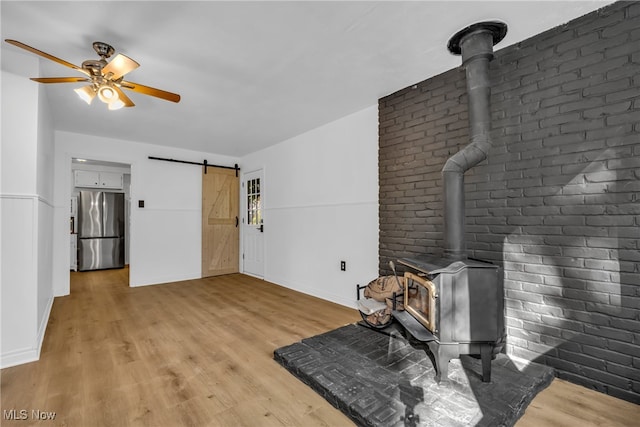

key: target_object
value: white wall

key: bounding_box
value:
[1,52,38,193]
[1,49,55,368]
[240,105,379,308]
[36,85,54,338]
[53,131,239,295]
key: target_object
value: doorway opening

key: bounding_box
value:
[70,158,131,287]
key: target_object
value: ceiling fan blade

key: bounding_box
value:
[5,39,89,76]
[31,77,90,84]
[102,53,139,80]
[113,86,135,107]
[121,80,180,103]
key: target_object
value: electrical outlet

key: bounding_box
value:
[340,261,346,271]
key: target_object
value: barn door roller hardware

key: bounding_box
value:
[148,156,239,176]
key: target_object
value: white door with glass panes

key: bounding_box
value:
[243,169,264,278]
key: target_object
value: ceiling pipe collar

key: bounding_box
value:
[447,21,507,56]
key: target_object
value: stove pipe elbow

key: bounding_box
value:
[443,22,507,260]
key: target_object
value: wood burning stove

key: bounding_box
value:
[389,21,508,384]
[393,256,504,384]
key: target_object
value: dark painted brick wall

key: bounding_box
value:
[378,1,639,403]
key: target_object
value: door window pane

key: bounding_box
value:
[247,178,261,226]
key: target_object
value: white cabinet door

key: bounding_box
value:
[74,170,123,189]
[74,170,100,187]
[99,172,123,189]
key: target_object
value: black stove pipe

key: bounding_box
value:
[443,22,507,260]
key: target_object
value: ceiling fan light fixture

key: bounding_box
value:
[74,85,96,105]
[108,99,125,110]
[5,39,181,109]
[97,84,118,104]
[102,53,139,80]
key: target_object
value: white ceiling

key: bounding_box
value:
[1,1,612,157]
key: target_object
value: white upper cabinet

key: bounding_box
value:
[74,170,123,189]
[74,170,99,187]
[99,172,124,189]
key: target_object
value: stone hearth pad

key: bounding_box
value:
[274,323,554,427]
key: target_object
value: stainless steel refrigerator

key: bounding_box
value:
[78,190,125,271]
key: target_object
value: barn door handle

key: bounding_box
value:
[259,224,264,233]
[235,216,238,227]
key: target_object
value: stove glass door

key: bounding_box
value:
[404,272,437,333]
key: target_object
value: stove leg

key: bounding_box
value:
[481,343,492,382]
[429,343,459,385]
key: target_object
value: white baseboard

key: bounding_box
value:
[36,296,54,356]
[242,271,265,280]
[129,273,201,287]
[0,347,39,369]
[266,275,357,310]
[1,296,54,369]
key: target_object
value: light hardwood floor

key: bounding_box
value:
[1,269,638,426]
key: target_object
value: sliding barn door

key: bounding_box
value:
[202,167,239,277]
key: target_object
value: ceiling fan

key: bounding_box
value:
[5,39,181,110]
